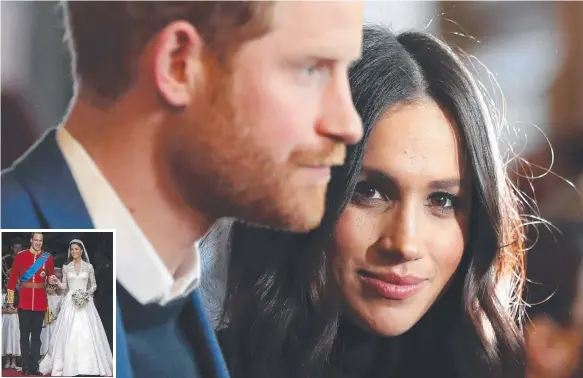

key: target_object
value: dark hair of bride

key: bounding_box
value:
[220,25,527,378]
[71,242,82,248]
[70,242,84,252]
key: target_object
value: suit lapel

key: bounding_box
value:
[180,290,230,378]
[115,291,229,378]
[116,300,133,378]
[11,129,93,229]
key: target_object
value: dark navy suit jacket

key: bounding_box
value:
[1,129,230,378]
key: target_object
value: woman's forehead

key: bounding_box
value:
[364,99,468,185]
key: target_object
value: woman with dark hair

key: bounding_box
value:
[39,239,113,376]
[207,25,527,378]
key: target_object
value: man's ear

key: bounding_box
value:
[526,316,574,374]
[152,21,204,108]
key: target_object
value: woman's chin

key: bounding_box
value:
[371,322,417,337]
[356,308,422,337]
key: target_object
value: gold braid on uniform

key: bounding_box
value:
[44,306,51,324]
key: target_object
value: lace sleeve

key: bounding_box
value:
[58,265,68,291]
[87,264,97,295]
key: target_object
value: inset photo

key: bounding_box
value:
[1,230,114,377]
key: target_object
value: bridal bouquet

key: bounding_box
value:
[71,289,90,308]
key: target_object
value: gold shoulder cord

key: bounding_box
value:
[6,253,23,304]
[44,307,51,324]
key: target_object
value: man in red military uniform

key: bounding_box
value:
[6,232,54,376]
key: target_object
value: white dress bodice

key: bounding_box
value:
[67,271,89,292]
[60,261,97,296]
[39,260,112,376]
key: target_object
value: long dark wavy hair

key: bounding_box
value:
[219,25,526,378]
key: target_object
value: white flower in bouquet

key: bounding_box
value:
[71,289,91,308]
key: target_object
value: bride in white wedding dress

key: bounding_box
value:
[39,239,113,376]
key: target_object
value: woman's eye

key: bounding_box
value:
[427,192,462,217]
[353,181,384,201]
[429,193,454,208]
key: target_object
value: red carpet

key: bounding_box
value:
[2,368,111,377]
[1,368,47,376]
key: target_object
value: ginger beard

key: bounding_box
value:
[164,51,335,232]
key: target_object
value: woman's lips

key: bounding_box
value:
[358,270,427,300]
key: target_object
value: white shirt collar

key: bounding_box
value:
[56,126,200,305]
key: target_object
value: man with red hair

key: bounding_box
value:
[1,2,365,377]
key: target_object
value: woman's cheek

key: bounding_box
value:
[332,206,376,261]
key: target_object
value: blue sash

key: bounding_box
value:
[16,252,49,292]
